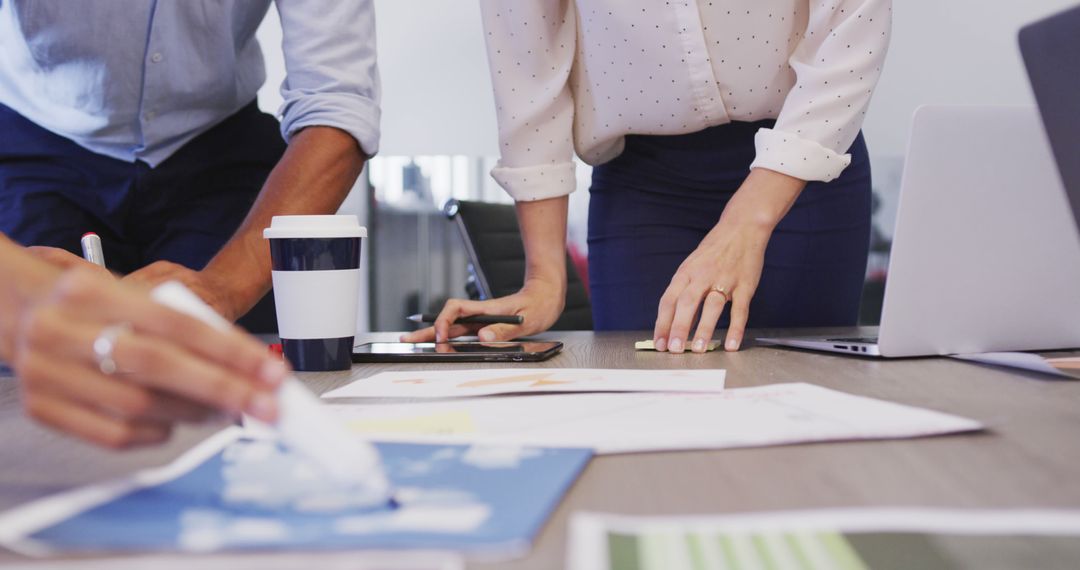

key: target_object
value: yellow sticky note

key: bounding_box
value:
[346,411,476,436]
[635,339,721,352]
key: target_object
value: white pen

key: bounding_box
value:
[149,281,393,506]
[80,232,105,267]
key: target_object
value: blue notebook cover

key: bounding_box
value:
[12,430,591,556]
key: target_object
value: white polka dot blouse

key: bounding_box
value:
[479,0,892,201]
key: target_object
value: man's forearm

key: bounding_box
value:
[204,126,367,318]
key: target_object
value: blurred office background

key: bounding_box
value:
[254,0,1076,332]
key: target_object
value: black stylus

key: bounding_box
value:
[407,313,524,325]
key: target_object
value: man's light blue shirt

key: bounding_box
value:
[0,0,380,167]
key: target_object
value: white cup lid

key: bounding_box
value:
[263,215,367,239]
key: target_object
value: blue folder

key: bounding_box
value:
[24,435,591,556]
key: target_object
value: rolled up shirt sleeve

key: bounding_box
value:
[274,0,381,157]
[751,0,892,183]
[480,0,578,202]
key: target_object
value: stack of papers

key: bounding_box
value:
[322,368,728,399]
[324,376,982,454]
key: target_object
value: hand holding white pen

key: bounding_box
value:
[149,281,392,502]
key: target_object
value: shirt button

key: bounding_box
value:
[144,111,156,121]
[150,52,163,64]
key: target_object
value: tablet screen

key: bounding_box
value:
[353,341,561,354]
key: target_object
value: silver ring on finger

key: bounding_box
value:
[708,286,729,303]
[93,323,131,375]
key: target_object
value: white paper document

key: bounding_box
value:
[951,352,1080,379]
[322,368,727,399]
[568,508,1080,570]
[327,383,983,454]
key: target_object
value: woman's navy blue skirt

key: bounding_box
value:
[587,120,872,330]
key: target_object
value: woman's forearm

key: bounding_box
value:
[721,168,808,232]
[515,196,569,292]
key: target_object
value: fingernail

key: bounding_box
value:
[654,338,667,352]
[259,360,288,387]
[479,330,495,342]
[669,338,684,353]
[692,339,705,353]
[248,392,278,422]
[726,338,740,351]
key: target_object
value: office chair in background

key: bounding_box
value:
[443,199,593,330]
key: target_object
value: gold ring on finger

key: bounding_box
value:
[708,286,729,303]
[93,323,131,375]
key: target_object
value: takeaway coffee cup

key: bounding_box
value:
[263,215,365,371]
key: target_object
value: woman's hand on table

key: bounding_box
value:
[403,195,570,344]
[400,276,566,343]
[653,168,806,354]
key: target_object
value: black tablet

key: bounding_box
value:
[351,341,563,363]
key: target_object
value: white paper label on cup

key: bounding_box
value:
[271,269,360,339]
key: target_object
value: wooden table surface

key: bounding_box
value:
[2,329,1079,568]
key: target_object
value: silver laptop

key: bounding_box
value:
[759,105,1080,357]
